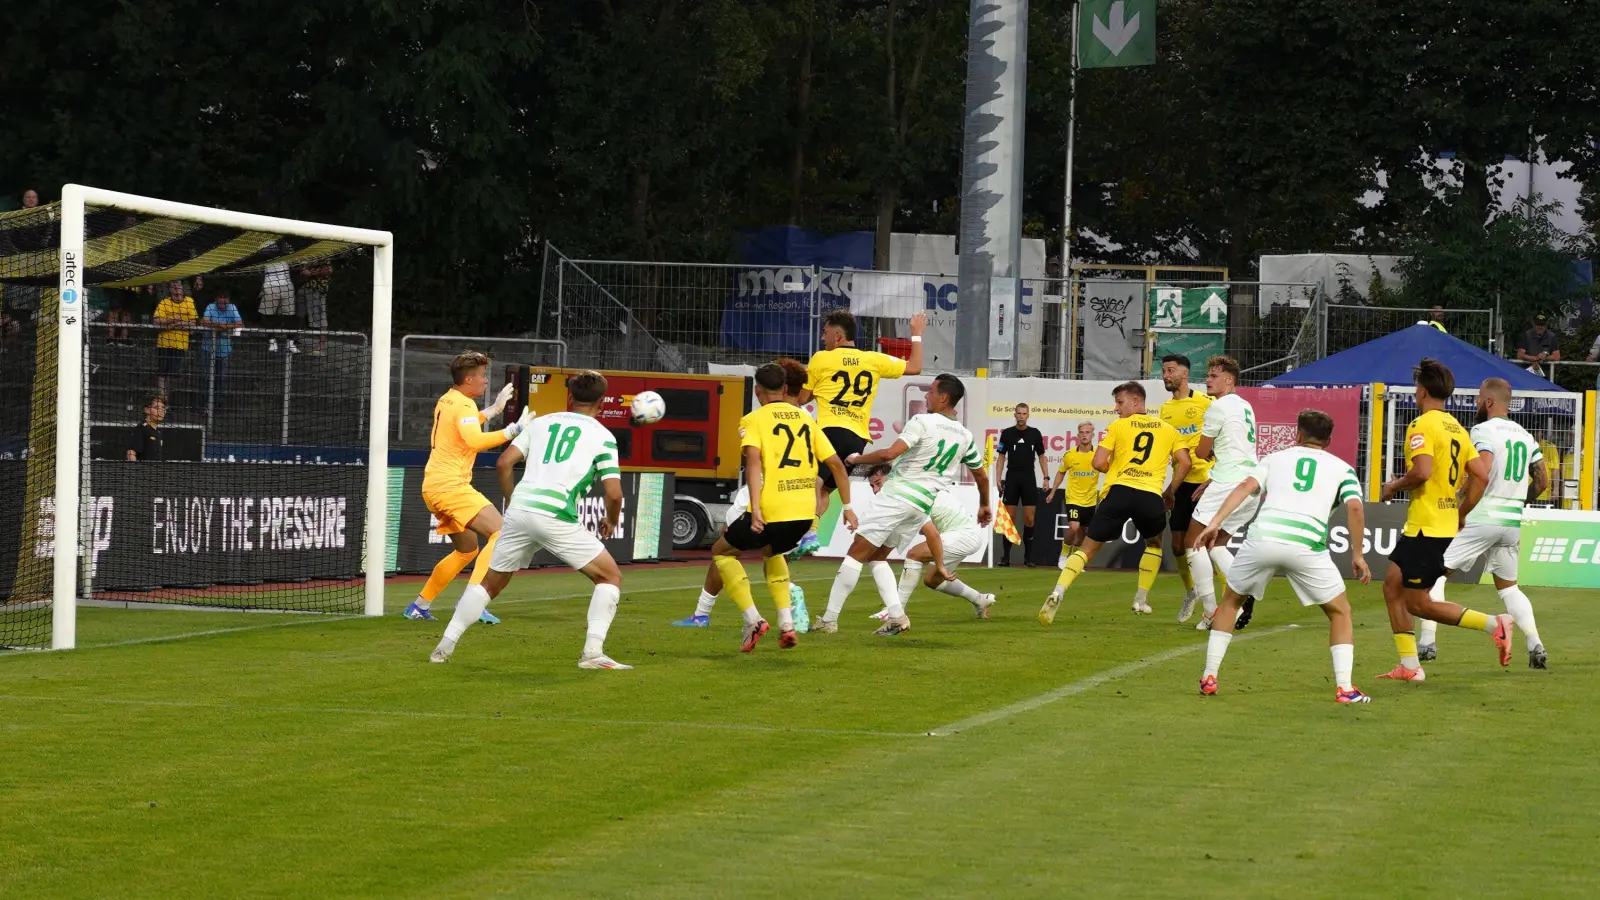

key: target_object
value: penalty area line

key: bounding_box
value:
[926,623,1301,737]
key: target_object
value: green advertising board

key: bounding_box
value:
[1519,511,1600,589]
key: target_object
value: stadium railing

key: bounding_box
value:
[394,335,567,446]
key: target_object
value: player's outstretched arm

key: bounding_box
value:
[851,439,910,467]
[821,455,859,531]
[969,463,993,526]
[459,407,523,451]
[903,313,926,375]
[1345,497,1372,584]
[496,443,526,505]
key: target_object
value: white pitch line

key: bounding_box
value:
[0,693,921,739]
[927,624,1301,736]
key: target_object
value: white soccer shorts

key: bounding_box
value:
[1443,523,1519,581]
[856,497,930,551]
[490,509,605,573]
[935,527,986,570]
[1225,539,1346,606]
[1192,480,1260,535]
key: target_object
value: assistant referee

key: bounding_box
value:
[996,402,1049,566]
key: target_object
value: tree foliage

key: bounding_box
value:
[1,0,1594,333]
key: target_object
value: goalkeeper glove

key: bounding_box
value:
[503,407,535,442]
[485,382,516,419]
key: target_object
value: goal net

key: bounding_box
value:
[0,186,392,650]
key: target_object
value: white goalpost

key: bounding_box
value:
[45,185,394,649]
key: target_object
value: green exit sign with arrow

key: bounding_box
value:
[1149,286,1229,330]
[1079,0,1156,69]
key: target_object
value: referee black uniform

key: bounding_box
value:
[997,422,1046,565]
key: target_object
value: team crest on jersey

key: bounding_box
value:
[1409,433,1426,451]
[1187,408,1198,419]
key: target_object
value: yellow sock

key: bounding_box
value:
[420,547,478,603]
[1055,550,1088,591]
[1457,609,1491,632]
[467,533,499,585]
[764,555,792,608]
[714,556,756,612]
[1137,547,1163,593]
[1393,631,1418,662]
[1173,551,1195,592]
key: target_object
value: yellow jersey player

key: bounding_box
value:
[1157,353,1213,619]
[714,361,856,652]
[1377,358,1515,682]
[1046,420,1102,563]
[406,351,527,623]
[1040,382,1191,624]
[793,308,927,556]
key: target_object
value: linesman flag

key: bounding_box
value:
[995,502,1023,546]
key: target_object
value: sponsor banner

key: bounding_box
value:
[1519,510,1600,588]
[393,468,675,574]
[725,226,872,355]
[17,462,368,592]
[1237,386,1362,468]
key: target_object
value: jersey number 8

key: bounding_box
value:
[543,424,581,464]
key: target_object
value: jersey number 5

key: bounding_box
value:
[773,423,815,468]
[1129,431,1155,465]
[829,370,875,408]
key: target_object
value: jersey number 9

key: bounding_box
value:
[1129,431,1155,465]
[829,370,875,407]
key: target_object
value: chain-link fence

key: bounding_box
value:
[1323,305,1496,358]
[393,335,566,446]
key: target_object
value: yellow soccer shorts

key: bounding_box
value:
[423,485,493,535]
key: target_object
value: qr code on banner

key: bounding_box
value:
[1256,424,1298,457]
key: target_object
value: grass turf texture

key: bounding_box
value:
[4,562,1598,898]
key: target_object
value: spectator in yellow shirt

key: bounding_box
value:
[154,280,197,395]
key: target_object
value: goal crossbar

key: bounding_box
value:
[51,184,395,649]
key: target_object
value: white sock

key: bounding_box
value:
[1418,577,1444,645]
[825,557,863,622]
[1331,643,1354,690]
[777,606,794,631]
[936,579,983,604]
[694,588,717,617]
[1133,587,1150,603]
[1499,585,1541,649]
[583,583,621,657]
[444,583,490,642]
[1187,547,1216,613]
[1203,630,1233,678]
[1207,545,1233,583]
[897,561,924,607]
[868,561,898,608]
[414,594,432,609]
[741,605,762,626]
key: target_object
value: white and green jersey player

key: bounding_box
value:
[887,488,996,619]
[1428,381,1549,668]
[818,373,992,634]
[504,411,622,523]
[1191,391,1260,534]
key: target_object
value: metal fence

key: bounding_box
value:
[85,322,371,450]
[393,335,566,445]
[1322,305,1496,357]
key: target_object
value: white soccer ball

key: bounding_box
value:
[630,390,667,425]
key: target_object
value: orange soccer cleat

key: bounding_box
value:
[1199,675,1218,696]
[1492,614,1515,668]
[1377,664,1426,682]
[779,629,798,649]
[1335,686,1372,704]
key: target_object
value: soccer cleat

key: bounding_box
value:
[812,618,838,634]
[1377,664,1426,682]
[869,608,891,621]
[973,593,996,619]
[1529,645,1547,669]
[790,584,810,633]
[1196,612,1214,631]
[402,602,437,620]
[785,532,822,560]
[1335,686,1373,704]
[779,629,798,649]
[428,638,456,663]
[1418,643,1438,662]
[741,619,771,652]
[478,609,500,625]
[671,614,711,628]
[1039,587,1063,626]
[1199,675,1218,696]
[1177,593,1197,624]
[577,653,633,670]
[1234,596,1256,630]
[874,616,911,636]
[1492,614,1515,667]
[1132,599,1153,615]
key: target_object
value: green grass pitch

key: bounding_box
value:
[4,561,1598,898]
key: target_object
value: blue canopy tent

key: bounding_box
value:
[1265,324,1562,390]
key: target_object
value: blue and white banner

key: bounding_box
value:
[723,226,873,355]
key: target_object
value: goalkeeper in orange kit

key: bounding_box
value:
[405,351,530,622]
